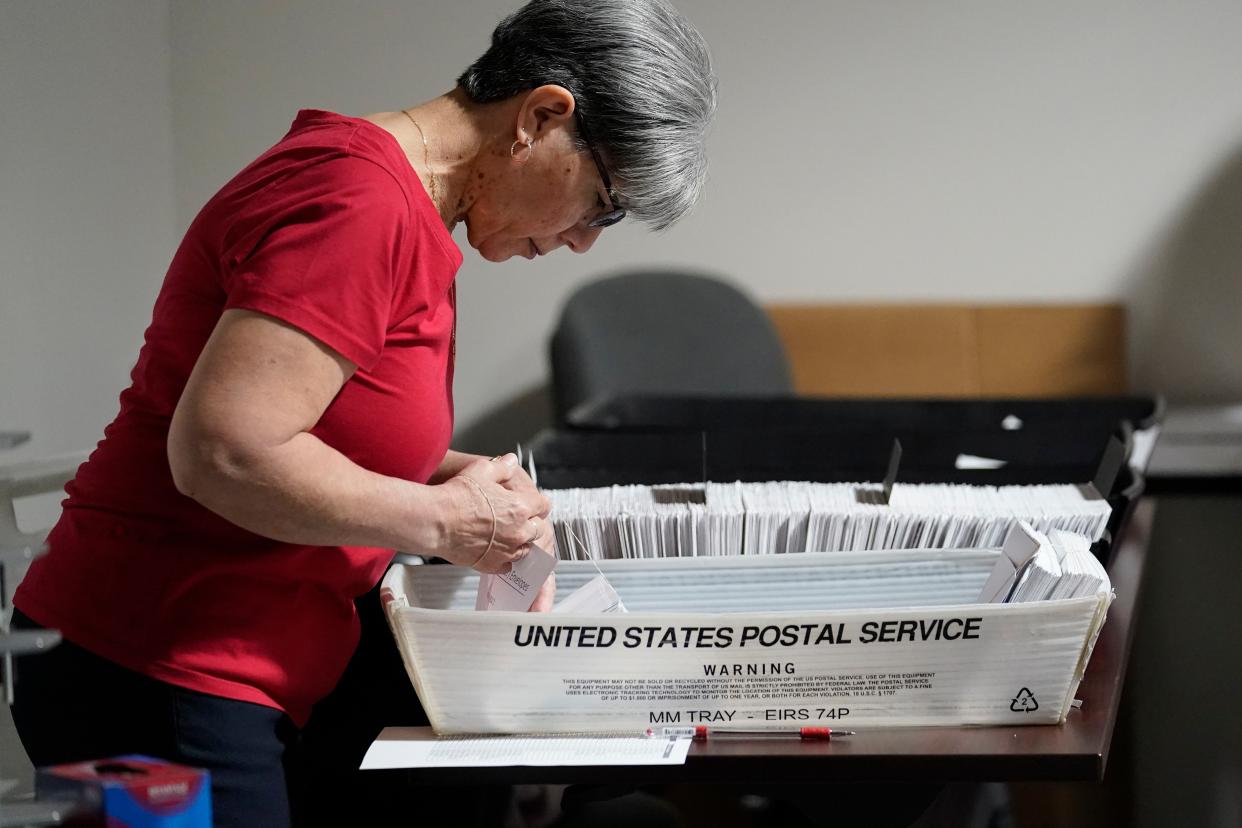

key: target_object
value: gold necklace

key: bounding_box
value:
[401,109,439,209]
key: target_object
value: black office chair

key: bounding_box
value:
[549,270,794,422]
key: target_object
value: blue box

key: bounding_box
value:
[36,755,211,827]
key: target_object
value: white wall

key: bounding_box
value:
[5,0,1242,453]
[0,0,177,789]
[167,1,1242,447]
[0,0,178,466]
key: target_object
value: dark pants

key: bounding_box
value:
[9,608,299,828]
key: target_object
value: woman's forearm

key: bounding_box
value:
[171,430,460,554]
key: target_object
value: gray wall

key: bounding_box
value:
[0,0,176,791]
[165,0,1242,446]
[4,1,1241,457]
[1,0,177,467]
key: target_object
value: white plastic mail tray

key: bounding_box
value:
[381,550,1111,735]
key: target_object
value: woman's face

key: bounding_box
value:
[462,90,614,262]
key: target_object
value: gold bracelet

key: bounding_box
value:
[459,476,496,566]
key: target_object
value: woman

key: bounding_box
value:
[10,0,716,825]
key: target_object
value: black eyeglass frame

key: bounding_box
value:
[574,110,627,228]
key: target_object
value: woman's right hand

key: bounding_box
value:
[437,454,552,573]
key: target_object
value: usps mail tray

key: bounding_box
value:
[381,550,1111,735]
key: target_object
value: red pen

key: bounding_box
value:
[648,726,855,741]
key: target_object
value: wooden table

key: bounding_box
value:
[382,500,1152,786]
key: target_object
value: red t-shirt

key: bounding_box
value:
[15,110,461,725]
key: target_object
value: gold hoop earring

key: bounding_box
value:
[510,139,534,163]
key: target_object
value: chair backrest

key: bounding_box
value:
[550,271,793,421]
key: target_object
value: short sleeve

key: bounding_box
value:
[221,156,409,371]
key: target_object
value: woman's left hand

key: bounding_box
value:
[439,451,558,610]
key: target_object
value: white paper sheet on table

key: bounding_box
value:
[360,726,691,769]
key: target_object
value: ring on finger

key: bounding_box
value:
[526,516,541,545]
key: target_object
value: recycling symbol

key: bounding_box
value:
[1010,687,1039,713]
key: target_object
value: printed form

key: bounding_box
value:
[360,726,691,769]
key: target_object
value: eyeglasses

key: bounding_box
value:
[574,110,626,229]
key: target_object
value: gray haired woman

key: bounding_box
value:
[9,1,715,826]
